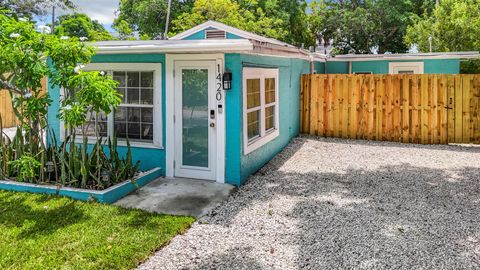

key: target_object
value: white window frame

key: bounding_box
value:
[243,68,280,155]
[389,62,424,74]
[61,63,163,149]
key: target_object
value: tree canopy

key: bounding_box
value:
[405,0,480,52]
[309,0,436,54]
[54,13,113,41]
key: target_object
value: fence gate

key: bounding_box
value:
[300,74,480,144]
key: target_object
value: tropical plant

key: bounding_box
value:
[0,10,138,190]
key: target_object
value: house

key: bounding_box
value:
[46,21,479,187]
[47,21,318,186]
[316,52,479,75]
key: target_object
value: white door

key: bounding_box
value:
[174,61,217,180]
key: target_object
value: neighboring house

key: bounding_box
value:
[318,52,479,75]
[46,21,479,186]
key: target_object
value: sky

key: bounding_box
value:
[36,0,120,31]
[36,0,314,32]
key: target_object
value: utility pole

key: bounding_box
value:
[51,6,55,34]
[429,35,433,53]
[164,0,172,40]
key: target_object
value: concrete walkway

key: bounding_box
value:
[115,177,235,217]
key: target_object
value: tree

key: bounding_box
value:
[114,0,194,39]
[309,0,436,54]
[0,0,74,17]
[54,13,113,41]
[238,0,314,47]
[0,10,127,186]
[169,0,288,43]
[405,0,480,52]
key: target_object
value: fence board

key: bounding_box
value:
[301,74,480,144]
[1,77,47,128]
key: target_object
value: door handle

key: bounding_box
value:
[210,109,216,120]
[210,122,215,127]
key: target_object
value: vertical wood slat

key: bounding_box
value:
[420,76,429,144]
[350,76,358,139]
[431,76,438,144]
[402,76,410,143]
[318,76,326,137]
[309,75,318,135]
[462,75,472,143]
[473,76,480,143]
[411,75,420,143]
[438,75,448,144]
[376,76,384,141]
[454,76,463,143]
[300,74,480,145]
[341,76,349,138]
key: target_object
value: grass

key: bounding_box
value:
[0,191,195,270]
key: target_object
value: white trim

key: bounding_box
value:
[166,54,225,184]
[60,63,163,149]
[388,62,424,74]
[243,68,280,155]
[170,20,292,47]
[93,39,253,54]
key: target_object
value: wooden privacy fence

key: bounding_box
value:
[0,78,47,128]
[300,74,480,144]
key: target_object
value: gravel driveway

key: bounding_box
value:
[139,136,480,270]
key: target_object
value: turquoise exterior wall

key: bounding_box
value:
[326,61,349,74]
[182,27,243,40]
[225,54,311,186]
[47,54,167,172]
[47,51,309,186]
[326,59,461,74]
[314,61,326,74]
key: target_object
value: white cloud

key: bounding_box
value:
[35,0,119,30]
[71,0,119,25]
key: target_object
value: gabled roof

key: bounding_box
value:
[169,20,294,48]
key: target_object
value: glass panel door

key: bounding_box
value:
[174,60,217,181]
[181,69,209,168]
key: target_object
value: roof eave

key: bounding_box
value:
[94,41,254,54]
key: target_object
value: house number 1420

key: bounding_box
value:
[216,64,222,101]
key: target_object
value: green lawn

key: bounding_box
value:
[0,191,195,270]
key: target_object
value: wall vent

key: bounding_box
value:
[205,30,226,40]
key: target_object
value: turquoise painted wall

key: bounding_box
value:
[225,54,311,186]
[314,61,326,74]
[326,61,349,74]
[47,54,166,172]
[325,59,461,74]
[48,51,310,186]
[182,27,243,40]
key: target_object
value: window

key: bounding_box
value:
[112,71,154,142]
[70,63,162,148]
[243,68,279,154]
[389,62,424,74]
